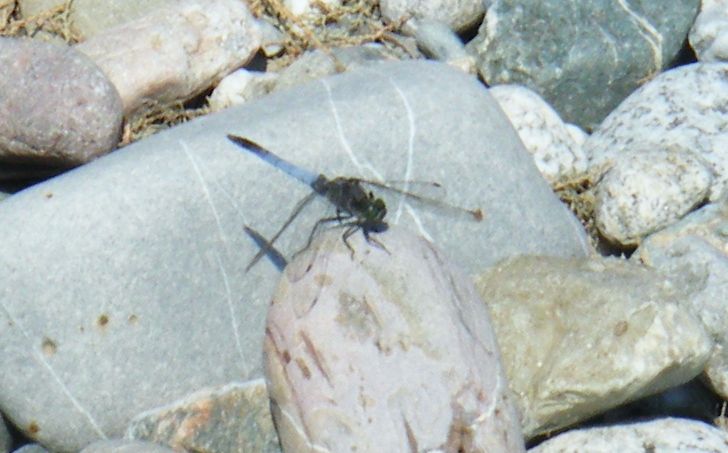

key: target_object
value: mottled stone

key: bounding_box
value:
[475,256,712,438]
[595,150,713,246]
[0,38,122,166]
[471,0,699,130]
[636,198,728,400]
[586,63,728,201]
[75,0,261,116]
[530,418,728,452]
[490,84,587,184]
[127,381,280,453]
[689,0,728,62]
[265,227,525,452]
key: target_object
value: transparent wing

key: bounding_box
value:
[361,179,484,222]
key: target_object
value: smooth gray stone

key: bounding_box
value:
[0,60,588,452]
[471,0,699,130]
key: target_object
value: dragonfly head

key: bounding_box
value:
[364,196,388,232]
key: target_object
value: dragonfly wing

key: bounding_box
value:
[362,179,484,222]
[227,135,321,187]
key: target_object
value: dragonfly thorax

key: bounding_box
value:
[323,177,388,230]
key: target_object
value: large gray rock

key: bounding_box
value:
[265,227,525,451]
[0,60,587,451]
[476,255,712,438]
[471,0,699,130]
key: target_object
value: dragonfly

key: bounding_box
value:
[227,134,484,270]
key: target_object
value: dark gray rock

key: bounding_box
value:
[0,60,588,451]
[471,0,699,130]
[0,38,122,167]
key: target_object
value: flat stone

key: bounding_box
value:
[127,381,280,453]
[530,417,728,452]
[475,255,712,438]
[636,198,728,400]
[0,60,587,451]
[595,149,713,246]
[75,0,261,116]
[586,63,728,201]
[265,227,525,452]
[471,0,699,130]
[0,38,122,166]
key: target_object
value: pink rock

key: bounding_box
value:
[0,37,122,166]
[264,227,525,452]
[75,0,261,116]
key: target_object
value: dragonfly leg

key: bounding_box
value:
[342,224,359,258]
[291,214,349,260]
[361,227,390,255]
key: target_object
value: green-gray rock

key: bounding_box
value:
[471,0,699,130]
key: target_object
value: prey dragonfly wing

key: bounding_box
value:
[227,134,483,270]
